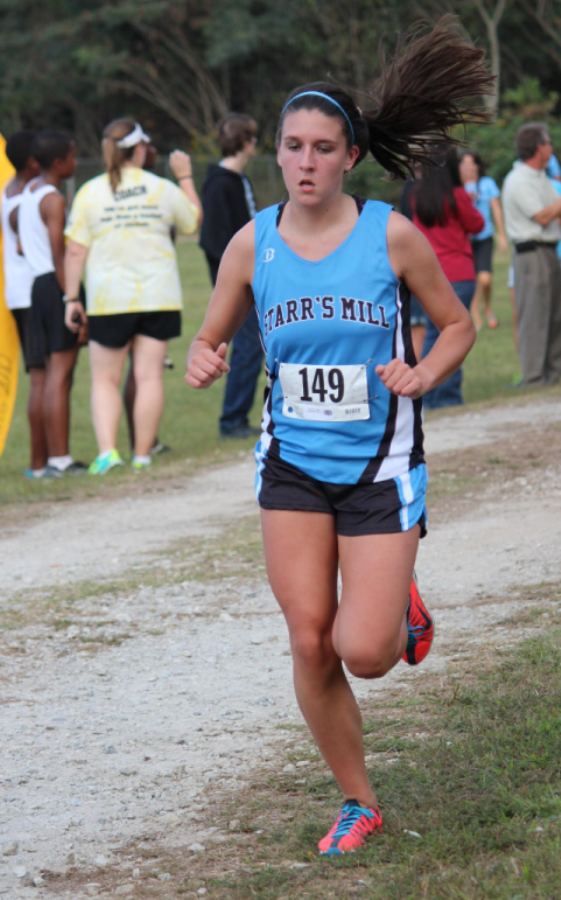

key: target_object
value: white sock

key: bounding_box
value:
[30,468,46,478]
[132,454,151,466]
[47,455,73,471]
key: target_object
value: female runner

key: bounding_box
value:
[186,21,491,856]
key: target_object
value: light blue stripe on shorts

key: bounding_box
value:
[395,463,428,532]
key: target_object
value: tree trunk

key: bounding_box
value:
[473,0,508,116]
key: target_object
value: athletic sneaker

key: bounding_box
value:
[23,466,60,480]
[318,800,383,856]
[402,577,434,665]
[131,455,151,471]
[219,425,260,439]
[41,460,88,477]
[151,441,171,455]
[60,460,88,475]
[88,449,124,476]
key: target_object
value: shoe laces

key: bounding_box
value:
[332,801,376,840]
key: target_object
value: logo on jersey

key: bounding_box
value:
[262,295,391,336]
[263,248,275,263]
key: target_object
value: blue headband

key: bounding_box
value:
[281,91,356,144]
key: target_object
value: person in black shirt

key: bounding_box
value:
[200,113,263,438]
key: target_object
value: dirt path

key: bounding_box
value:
[1,393,561,897]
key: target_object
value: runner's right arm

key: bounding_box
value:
[186,221,255,388]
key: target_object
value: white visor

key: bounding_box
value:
[116,123,150,149]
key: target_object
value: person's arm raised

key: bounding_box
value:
[186,221,255,389]
[169,149,203,228]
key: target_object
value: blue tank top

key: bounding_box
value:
[252,199,424,484]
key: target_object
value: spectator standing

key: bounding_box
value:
[64,118,201,473]
[459,150,508,330]
[1,131,44,474]
[199,113,263,438]
[412,149,484,408]
[502,123,561,386]
[122,141,172,456]
[18,130,85,477]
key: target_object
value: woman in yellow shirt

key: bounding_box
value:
[64,117,201,474]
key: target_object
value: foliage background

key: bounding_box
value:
[1,0,561,169]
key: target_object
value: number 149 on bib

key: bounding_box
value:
[279,362,370,422]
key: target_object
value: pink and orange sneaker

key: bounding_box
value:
[318,800,383,856]
[403,577,434,665]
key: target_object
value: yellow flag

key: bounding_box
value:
[0,135,18,456]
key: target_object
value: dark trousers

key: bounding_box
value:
[514,246,561,385]
[206,257,264,434]
[220,306,263,433]
[422,280,475,409]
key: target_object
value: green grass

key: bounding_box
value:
[177,627,561,899]
[65,616,559,897]
[462,248,522,402]
[0,238,265,504]
[0,240,525,504]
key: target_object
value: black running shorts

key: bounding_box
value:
[27,273,78,368]
[87,310,181,348]
[472,236,494,274]
[257,451,427,538]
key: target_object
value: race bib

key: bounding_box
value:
[279,363,370,421]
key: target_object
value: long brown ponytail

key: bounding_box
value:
[279,17,495,179]
[362,17,495,177]
[102,118,137,192]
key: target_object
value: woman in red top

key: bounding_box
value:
[413,149,484,408]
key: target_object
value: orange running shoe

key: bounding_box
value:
[318,800,383,856]
[403,577,434,665]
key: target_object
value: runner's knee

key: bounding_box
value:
[290,626,337,672]
[341,642,397,680]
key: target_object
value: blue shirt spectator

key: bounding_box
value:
[463,175,501,241]
[546,152,561,180]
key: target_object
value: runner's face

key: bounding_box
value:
[277,108,359,205]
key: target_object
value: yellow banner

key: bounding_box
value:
[0,135,19,456]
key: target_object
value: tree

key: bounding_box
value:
[472,0,508,113]
[1,0,561,153]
